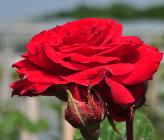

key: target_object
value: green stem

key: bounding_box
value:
[126,106,134,140]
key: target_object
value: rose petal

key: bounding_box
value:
[10,79,51,95]
[68,53,120,64]
[61,67,105,86]
[106,63,134,75]
[100,21,123,46]
[13,59,68,84]
[113,44,163,84]
[25,46,70,74]
[44,46,89,70]
[98,36,142,57]
[126,82,147,101]
[27,70,68,84]
[105,77,135,105]
[107,101,127,122]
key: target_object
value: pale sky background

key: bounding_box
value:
[0,0,164,21]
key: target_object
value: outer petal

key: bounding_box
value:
[13,59,68,84]
[26,70,69,84]
[23,47,72,74]
[10,79,51,96]
[107,101,127,122]
[114,44,163,84]
[10,79,68,100]
[126,82,147,102]
[105,78,134,105]
[107,82,147,122]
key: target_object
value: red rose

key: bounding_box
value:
[10,18,163,122]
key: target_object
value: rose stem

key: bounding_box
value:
[126,106,134,140]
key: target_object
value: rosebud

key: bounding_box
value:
[64,85,105,140]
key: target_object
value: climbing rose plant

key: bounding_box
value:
[10,18,163,140]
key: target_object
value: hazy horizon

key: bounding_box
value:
[0,0,164,22]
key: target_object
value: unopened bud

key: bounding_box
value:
[64,85,106,139]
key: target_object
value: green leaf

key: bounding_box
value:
[74,130,85,140]
[73,111,155,140]
[107,116,121,135]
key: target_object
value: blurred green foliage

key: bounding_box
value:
[74,111,155,140]
[39,4,164,21]
[0,106,49,140]
[141,106,164,140]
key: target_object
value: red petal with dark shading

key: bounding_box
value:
[114,44,163,85]
[105,78,135,105]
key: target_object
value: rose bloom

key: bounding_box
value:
[10,18,163,123]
